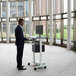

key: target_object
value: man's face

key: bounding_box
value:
[20,20,24,26]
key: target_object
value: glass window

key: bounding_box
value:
[10,22,17,37]
[33,21,40,36]
[41,21,46,37]
[25,1,29,16]
[63,19,67,44]
[64,0,73,12]
[18,2,24,17]
[41,0,47,15]
[64,0,67,13]
[25,22,30,37]
[2,2,6,17]
[56,20,61,44]
[10,2,16,17]
[71,0,74,11]
[63,19,73,44]
[55,0,61,14]
[71,19,73,41]
[32,1,33,16]
[2,22,6,37]
[47,21,50,38]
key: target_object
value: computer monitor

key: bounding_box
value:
[36,25,43,35]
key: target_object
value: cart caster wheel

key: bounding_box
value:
[44,66,47,69]
[34,68,37,70]
[28,63,30,66]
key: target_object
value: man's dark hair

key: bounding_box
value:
[18,18,24,24]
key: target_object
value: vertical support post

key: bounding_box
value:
[29,0,33,36]
[1,2,2,41]
[49,0,53,45]
[23,1,26,37]
[0,1,1,17]
[16,1,18,25]
[67,0,71,50]
[40,38,42,65]
[73,0,76,49]
[39,0,41,25]
[6,0,9,43]
[46,0,48,42]
[0,2,1,40]
[53,0,56,44]
[8,2,10,42]
[46,21,48,42]
[1,3,3,42]
[60,0,64,45]
[1,23,3,42]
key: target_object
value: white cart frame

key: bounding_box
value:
[28,37,47,70]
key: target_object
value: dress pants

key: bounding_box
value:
[17,45,24,68]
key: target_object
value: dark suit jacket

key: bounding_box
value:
[15,25,28,46]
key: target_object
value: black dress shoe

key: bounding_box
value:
[17,66,25,68]
[18,67,27,70]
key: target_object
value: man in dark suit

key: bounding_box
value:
[15,18,28,70]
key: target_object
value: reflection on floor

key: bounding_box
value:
[0,43,76,76]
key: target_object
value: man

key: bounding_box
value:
[15,18,28,70]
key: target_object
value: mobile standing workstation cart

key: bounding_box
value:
[28,25,47,70]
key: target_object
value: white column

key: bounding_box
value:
[23,1,26,36]
[49,0,53,45]
[29,0,33,36]
[8,2,10,40]
[47,0,48,15]
[39,0,41,15]
[60,0,64,44]
[73,0,76,42]
[0,2,1,17]
[6,0,9,43]
[53,0,56,44]
[39,0,41,24]
[16,1,18,17]
[16,1,18,25]
[67,0,71,50]
[0,2,2,55]
[1,2,2,17]
[1,2,3,37]
[0,2,1,42]
[46,0,49,42]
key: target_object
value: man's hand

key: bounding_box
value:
[28,38,33,41]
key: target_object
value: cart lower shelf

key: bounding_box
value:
[28,62,47,70]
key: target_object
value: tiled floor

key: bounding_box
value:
[0,43,76,76]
